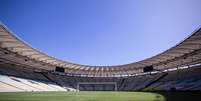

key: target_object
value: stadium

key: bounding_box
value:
[0,0,201,101]
[0,22,201,100]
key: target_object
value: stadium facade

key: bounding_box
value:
[0,22,201,92]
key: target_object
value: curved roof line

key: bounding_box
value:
[0,22,201,75]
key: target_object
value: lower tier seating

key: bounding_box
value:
[0,63,201,91]
[0,75,67,92]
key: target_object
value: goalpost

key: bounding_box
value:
[77,82,117,91]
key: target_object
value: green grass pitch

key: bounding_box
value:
[0,91,200,101]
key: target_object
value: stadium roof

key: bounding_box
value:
[0,23,201,77]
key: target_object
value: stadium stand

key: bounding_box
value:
[0,74,67,92]
[0,22,201,92]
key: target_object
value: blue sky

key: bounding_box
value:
[0,0,201,66]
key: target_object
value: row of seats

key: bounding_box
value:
[0,74,67,92]
[47,73,157,91]
[0,64,49,82]
[144,67,201,91]
[46,66,201,91]
[144,78,201,91]
[1,63,201,91]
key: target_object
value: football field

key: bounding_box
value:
[0,91,200,101]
